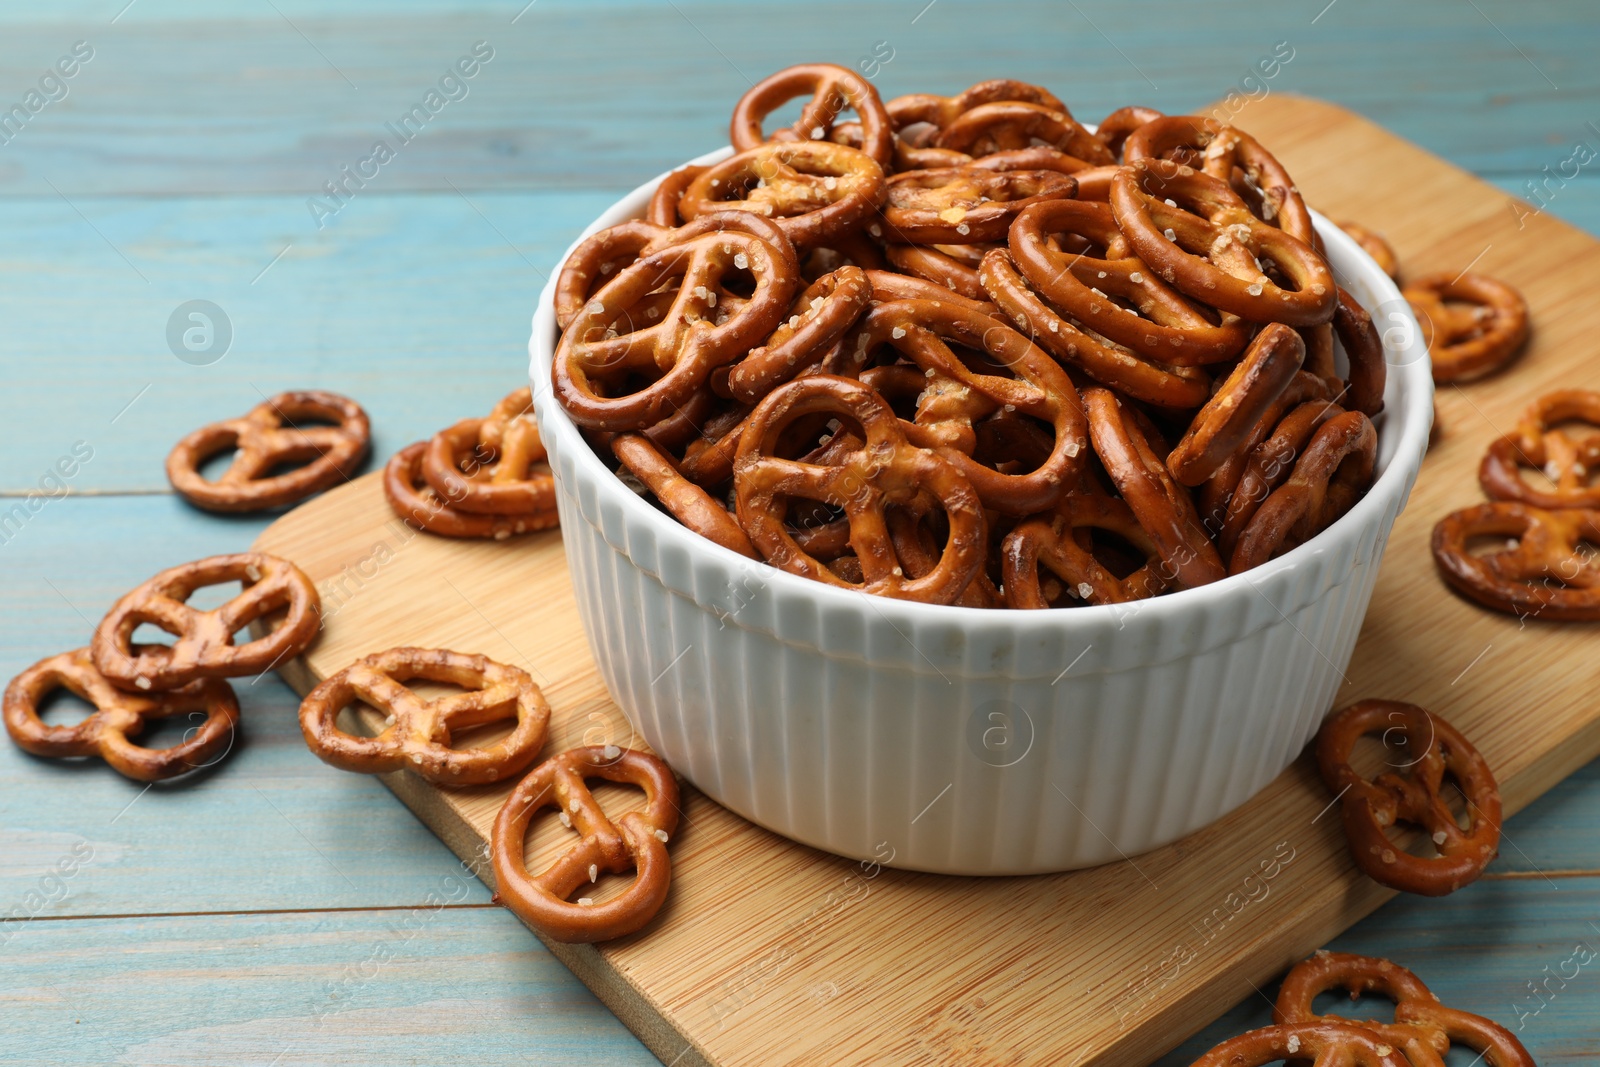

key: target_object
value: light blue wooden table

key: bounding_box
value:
[1,2,1595,1062]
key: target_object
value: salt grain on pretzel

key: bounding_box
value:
[492,746,680,943]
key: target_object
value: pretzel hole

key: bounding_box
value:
[35,687,97,728]
[128,710,219,754]
[518,779,659,897]
[195,446,243,483]
[1461,530,1523,559]
[395,679,522,750]
[1085,528,1150,580]
[130,622,178,650]
[1307,987,1399,1026]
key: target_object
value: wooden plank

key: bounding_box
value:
[0,189,620,494]
[0,495,501,916]
[0,907,658,1067]
[250,92,1600,1067]
[0,1,1594,196]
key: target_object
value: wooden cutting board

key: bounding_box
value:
[254,95,1600,1067]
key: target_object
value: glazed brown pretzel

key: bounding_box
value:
[934,101,1113,166]
[978,249,1213,410]
[1197,369,1335,528]
[647,163,708,228]
[1111,159,1337,327]
[1317,700,1501,896]
[726,264,872,403]
[553,218,669,330]
[1230,410,1376,573]
[885,80,1078,169]
[91,553,321,692]
[733,374,986,603]
[1402,271,1528,383]
[492,746,680,944]
[166,391,369,513]
[553,225,797,430]
[385,441,556,540]
[1480,389,1600,509]
[1083,386,1226,589]
[730,62,893,169]
[1001,491,1169,607]
[888,78,1070,132]
[1006,198,1252,365]
[1093,105,1164,159]
[1189,1022,1410,1067]
[422,389,557,517]
[299,647,551,785]
[843,298,1090,515]
[4,648,238,781]
[1432,501,1600,621]
[612,433,756,558]
[881,167,1076,244]
[1276,953,1535,1067]
[1215,399,1347,560]
[883,242,988,300]
[680,140,886,250]
[1168,323,1307,486]
[1338,220,1400,281]
[1124,115,1315,244]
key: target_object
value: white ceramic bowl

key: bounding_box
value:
[528,149,1433,875]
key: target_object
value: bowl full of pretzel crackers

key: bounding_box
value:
[528,64,1433,874]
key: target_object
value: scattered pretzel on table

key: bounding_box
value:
[166,390,369,513]
[385,441,556,540]
[4,648,239,781]
[492,746,680,943]
[90,552,321,692]
[421,389,557,519]
[299,647,550,785]
[1316,699,1502,896]
[1431,500,1600,621]
[1479,388,1600,509]
[1403,271,1529,383]
[1275,952,1536,1067]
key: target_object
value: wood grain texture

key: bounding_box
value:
[0,0,1592,196]
[249,93,1600,1065]
[0,189,618,494]
[1,907,657,1066]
